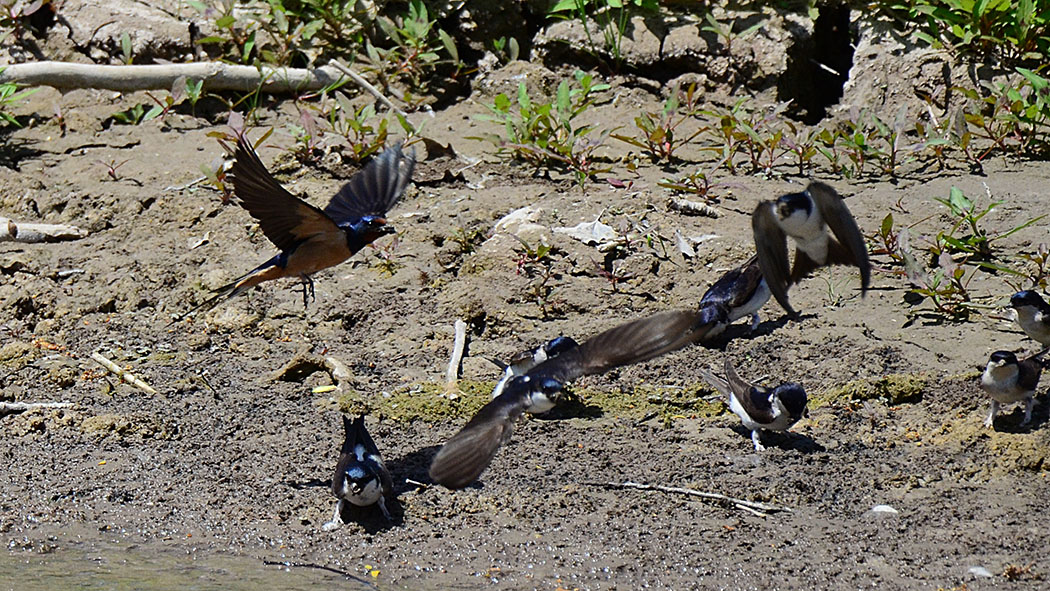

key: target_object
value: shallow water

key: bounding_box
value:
[0,541,377,591]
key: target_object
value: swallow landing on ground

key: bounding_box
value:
[699,254,771,333]
[178,134,415,320]
[700,358,808,451]
[489,336,580,399]
[1009,291,1050,352]
[429,309,719,489]
[980,351,1044,429]
[322,415,394,530]
[752,181,871,317]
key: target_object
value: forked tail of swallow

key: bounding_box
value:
[168,260,280,325]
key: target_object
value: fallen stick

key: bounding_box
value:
[0,401,73,416]
[327,60,406,118]
[0,61,343,93]
[444,319,468,399]
[90,352,158,395]
[323,356,355,392]
[591,481,790,517]
[0,217,87,243]
[667,197,720,218]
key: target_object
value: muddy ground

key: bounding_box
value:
[2,5,1050,590]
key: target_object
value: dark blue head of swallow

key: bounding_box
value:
[1010,290,1050,311]
[697,302,729,328]
[533,376,564,398]
[543,336,579,358]
[776,191,812,220]
[342,463,378,495]
[988,350,1019,367]
[341,215,395,250]
[774,383,808,420]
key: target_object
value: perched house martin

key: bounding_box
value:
[752,181,871,316]
[322,414,394,530]
[489,336,579,399]
[700,358,808,451]
[429,309,720,489]
[980,350,1044,429]
[699,254,771,333]
[178,134,415,319]
[1009,290,1050,351]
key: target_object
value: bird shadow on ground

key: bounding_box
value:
[727,425,825,453]
[704,312,818,351]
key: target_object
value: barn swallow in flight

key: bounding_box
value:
[322,414,394,530]
[429,309,718,489]
[179,134,415,319]
[489,336,579,399]
[752,182,870,316]
[1009,291,1050,352]
[700,254,771,333]
[700,358,808,451]
[980,351,1044,429]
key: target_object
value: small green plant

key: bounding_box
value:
[120,32,133,64]
[0,68,38,127]
[369,0,462,93]
[905,250,979,322]
[930,186,1044,266]
[371,234,402,276]
[473,70,612,185]
[701,11,766,63]
[905,0,1050,64]
[547,0,659,70]
[1006,242,1050,292]
[612,83,705,163]
[199,156,233,204]
[491,36,520,64]
[512,238,561,318]
[108,103,148,126]
[97,159,129,182]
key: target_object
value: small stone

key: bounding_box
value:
[869,504,898,514]
[968,566,993,579]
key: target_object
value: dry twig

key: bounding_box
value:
[0,61,343,93]
[327,60,406,118]
[444,319,468,399]
[0,217,86,243]
[667,197,720,218]
[591,481,789,517]
[90,352,158,395]
[0,401,73,416]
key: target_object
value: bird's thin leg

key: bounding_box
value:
[984,400,1000,428]
[750,430,766,451]
[749,313,761,332]
[321,499,346,531]
[1022,397,1034,425]
[377,496,392,522]
[299,274,315,308]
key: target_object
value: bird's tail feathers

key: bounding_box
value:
[168,265,270,326]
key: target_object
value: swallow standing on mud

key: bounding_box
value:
[323,414,394,530]
[1009,291,1050,352]
[489,336,579,399]
[180,134,416,319]
[752,181,871,317]
[429,309,719,489]
[700,358,808,451]
[699,254,771,333]
[980,351,1043,429]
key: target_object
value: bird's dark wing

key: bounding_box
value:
[724,359,777,424]
[752,201,796,316]
[230,135,339,253]
[428,392,524,489]
[1018,358,1044,392]
[528,310,706,383]
[808,182,871,293]
[701,254,764,310]
[324,143,416,224]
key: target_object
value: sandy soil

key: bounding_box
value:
[2,5,1050,590]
